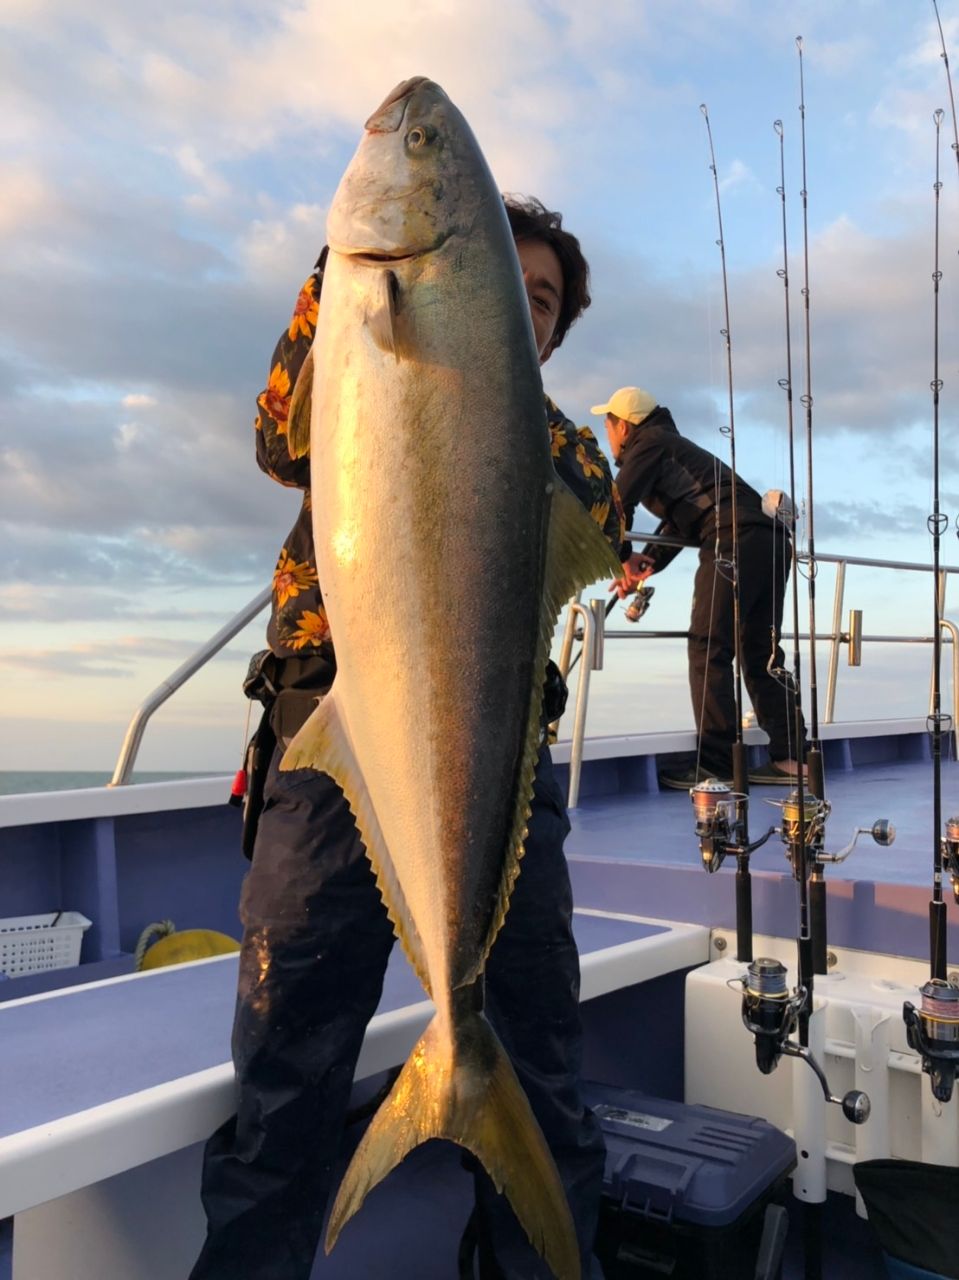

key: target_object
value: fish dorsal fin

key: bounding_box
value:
[542,480,625,617]
[286,345,314,459]
[365,269,399,356]
[281,693,429,992]
[475,480,624,975]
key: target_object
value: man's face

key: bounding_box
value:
[605,414,629,464]
[515,238,564,364]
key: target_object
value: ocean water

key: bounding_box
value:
[0,771,223,796]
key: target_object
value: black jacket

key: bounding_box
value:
[615,405,774,571]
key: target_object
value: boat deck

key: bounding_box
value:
[568,754,959,886]
[0,907,708,1280]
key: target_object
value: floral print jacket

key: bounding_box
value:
[255,261,625,669]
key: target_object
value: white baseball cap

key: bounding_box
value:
[590,387,657,425]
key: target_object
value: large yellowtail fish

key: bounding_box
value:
[282,76,621,1280]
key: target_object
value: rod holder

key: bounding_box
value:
[588,598,606,670]
[847,609,863,666]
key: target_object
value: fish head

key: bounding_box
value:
[327,77,499,267]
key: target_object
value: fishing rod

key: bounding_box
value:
[933,0,959,916]
[770,114,815,1056]
[794,35,834,980]
[903,107,959,1105]
[771,118,806,825]
[933,0,959,184]
[700,102,747,802]
[934,0,959,917]
[690,105,778,966]
[702,63,899,1278]
[737,109,878,1280]
[766,39,895,1002]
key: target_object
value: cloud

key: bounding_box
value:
[0,581,247,625]
[0,633,234,678]
[812,499,922,543]
[2,1,956,773]
[719,158,760,195]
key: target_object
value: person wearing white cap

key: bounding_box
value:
[591,387,806,788]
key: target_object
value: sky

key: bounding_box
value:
[2,0,959,773]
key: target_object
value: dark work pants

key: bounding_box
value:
[189,745,605,1280]
[688,523,806,775]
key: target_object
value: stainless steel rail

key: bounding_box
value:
[561,540,959,798]
[558,599,606,809]
[110,586,272,785]
[111,539,959,793]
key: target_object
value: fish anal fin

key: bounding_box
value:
[287,345,314,459]
[281,695,429,990]
[326,1012,580,1280]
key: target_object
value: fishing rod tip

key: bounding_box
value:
[796,34,803,52]
[773,119,783,136]
[935,108,945,126]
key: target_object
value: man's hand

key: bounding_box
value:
[609,552,656,599]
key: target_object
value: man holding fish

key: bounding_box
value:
[191,78,623,1280]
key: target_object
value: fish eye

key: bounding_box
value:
[405,125,435,151]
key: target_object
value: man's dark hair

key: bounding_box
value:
[503,195,591,352]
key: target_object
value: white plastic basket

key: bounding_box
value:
[0,912,92,978]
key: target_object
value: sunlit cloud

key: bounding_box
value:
[1,0,955,767]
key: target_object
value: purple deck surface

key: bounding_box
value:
[0,911,665,1142]
[566,755,959,887]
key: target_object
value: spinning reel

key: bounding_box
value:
[903,978,959,1104]
[741,957,870,1124]
[772,789,894,880]
[623,584,654,624]
[690,779,774,874]
[944,816,959,904]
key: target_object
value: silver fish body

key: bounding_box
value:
[282,77,620,1280]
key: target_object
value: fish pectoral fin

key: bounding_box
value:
[365,269,400,356]
[286,344,314,459]
[544,479,624,617]
[326,1011,580,1280]
[280,694,429,991]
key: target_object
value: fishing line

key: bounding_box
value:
[694,454,725,782]
[771,117,805,777]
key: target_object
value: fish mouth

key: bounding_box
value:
[332,230,452,268]
[339,248,421,268]
[365,77,441,133]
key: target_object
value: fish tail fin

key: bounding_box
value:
[326,1010,580,1280]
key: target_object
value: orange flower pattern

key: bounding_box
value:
[257,363,292,437]
[288,277,319,341]
[272,549,318,609]
[288,608,331,650]
[256,261,624,658]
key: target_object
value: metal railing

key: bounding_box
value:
[110,586,272,785]
[110,542,959,798]
[555,540,959,808]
